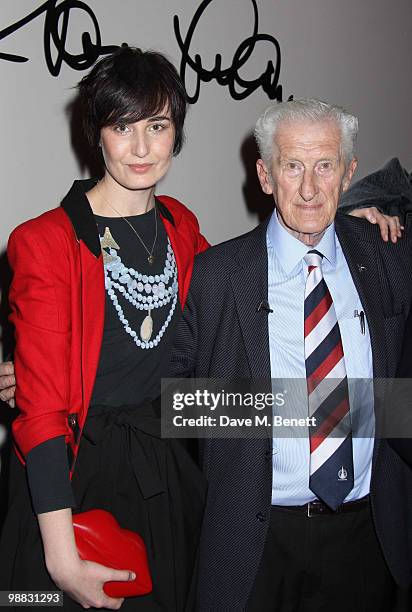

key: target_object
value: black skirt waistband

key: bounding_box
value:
[83,401,164,499]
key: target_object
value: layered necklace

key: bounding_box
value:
[97,187,178,350]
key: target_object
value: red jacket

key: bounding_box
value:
[8,180,209,471]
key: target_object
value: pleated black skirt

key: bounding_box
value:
[0,403,206,611]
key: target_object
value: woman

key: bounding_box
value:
[0,46,207,610]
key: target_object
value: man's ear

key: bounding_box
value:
[342,157,358,192]
[256,159,274,195]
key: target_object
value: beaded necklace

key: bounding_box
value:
[101,227,178,350]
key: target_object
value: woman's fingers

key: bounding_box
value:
[53,559,134,609]
[374,212,403,243]
[349,207,404,242]
[0,362,16,407]
[106,568,136,583]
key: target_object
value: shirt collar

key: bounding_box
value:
[267,209,337,274]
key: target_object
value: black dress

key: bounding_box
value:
[0,208,206,611]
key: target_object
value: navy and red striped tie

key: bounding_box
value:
[304,250,354,510]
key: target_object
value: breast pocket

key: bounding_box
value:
[338,316,372,379]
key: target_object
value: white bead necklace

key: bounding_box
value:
[101,230,178,350]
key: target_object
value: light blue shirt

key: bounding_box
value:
[267,211,374,505]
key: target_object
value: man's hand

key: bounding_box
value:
[0,361,16,408]
[349,207,403,243]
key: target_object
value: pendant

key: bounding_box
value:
[101,227,120,265]
[101,227,120,250]
[148,255,155,265]
[140,309,153,342]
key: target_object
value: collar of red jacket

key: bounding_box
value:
[61,178,176,258]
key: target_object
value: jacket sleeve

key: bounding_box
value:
[8,221,72,459]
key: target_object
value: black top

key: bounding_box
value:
[92,207,180,405]
[26,201,181,514]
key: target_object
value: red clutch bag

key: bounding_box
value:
[72,509,152,598]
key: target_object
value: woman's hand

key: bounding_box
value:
[349,207,403,242]
[0,361,16,407]
[38,509,135,610]
[48,556,134,610]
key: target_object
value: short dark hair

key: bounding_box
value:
[77,45,187,155]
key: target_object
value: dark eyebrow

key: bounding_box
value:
[147,115,171,122]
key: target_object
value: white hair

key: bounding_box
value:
[254,98,358,167]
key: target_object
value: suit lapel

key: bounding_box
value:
[230,220,272,380]
[335,213,387,377]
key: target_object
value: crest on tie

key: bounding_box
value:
[338,466,348,481]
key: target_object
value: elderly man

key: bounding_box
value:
[170,99,412,611]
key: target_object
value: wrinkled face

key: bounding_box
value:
[100,109,175,191]
[256,119,357,246]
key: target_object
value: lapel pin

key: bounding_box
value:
[358,264,366,272]
[257,301,273,313]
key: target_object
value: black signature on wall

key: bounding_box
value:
[0,0,119,76]
[0,0,291,103]
[174,0,291,103]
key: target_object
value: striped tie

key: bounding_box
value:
[304,250,354,510]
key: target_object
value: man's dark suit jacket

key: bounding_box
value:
[170,212,412,611]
